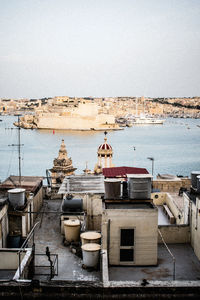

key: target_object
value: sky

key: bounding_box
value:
[0,0,200,99]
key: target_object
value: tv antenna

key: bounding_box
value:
[8,115,24,186]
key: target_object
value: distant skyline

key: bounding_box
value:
[0,0,200,99]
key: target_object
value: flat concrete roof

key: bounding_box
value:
[33,199,101,281]
[58,175,105,194]
[24,198,200,283]
[109,243,200,281]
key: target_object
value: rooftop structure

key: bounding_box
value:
[0,175,43,193]
[58,175,105,194]
[103,166,149,178]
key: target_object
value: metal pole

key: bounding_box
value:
[133,146,136,166]
[18,252,21,278]
[18,116,21,186]
[147,157,154,177]
[152,159,154,177]
[173,258,176,280]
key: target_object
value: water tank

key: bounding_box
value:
[7,233,21,248]
[127,174,152,200]
[80,231,101,245]
[197,175,200,193]
[191,171,200,189]
[104,179,121,199]
[8,188,26,208]
[63,219,81,242]
[62,194,83,212]
[81,243,101,268]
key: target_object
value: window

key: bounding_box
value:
[120,229,134,246]
[120,228,135,263]
[120,249,134,262]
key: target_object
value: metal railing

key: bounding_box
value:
[34,251,58,279]
[17,222,40,278]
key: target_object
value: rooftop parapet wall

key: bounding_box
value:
[153,178,191,193]
[158,225,190,244]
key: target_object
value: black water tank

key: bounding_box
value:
[62,194,83,212]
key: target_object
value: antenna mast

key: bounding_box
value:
[18,116,22,185]
[8,115,24,186]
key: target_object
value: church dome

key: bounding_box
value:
[97,132,113,156]
[94,132,114,174]
[98,142,112,151]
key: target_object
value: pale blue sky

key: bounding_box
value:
[0,0,200,98]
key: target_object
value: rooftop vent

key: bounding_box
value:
[104,179,121,199]
[127,174,152,200]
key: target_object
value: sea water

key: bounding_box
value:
[0,115,200,182]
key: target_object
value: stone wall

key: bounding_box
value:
[153,178,191,192]
[158,225,190,244]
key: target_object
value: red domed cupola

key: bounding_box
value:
[94,132,114,174]
[98,131,113,156]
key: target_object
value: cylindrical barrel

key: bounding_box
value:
[62,198,83,212]
[63,219,80,242]
[7,234,21,248]
[80,231,101,245]
[104,179,121,199]
[81,243,101,268]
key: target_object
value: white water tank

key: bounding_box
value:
[104,179,121,199]
[127,174,152,200]
[8,188,26,208]
[81,243,101,268]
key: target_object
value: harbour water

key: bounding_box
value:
[0,115,200,182]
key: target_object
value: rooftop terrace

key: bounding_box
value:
[30,198,200,283]
[32,199,100,281]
